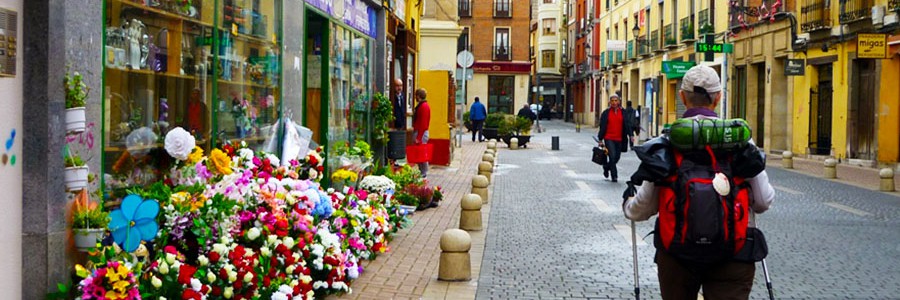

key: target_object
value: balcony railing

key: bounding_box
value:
[664,24,677,47]
[680,16,695,42]
[839,0,873,24]
[801,0,831,32]
[494,0,511,18]
[459,0,471,17]
[493,44,511,61]
[650,29,660,52]
[638,37,649,56]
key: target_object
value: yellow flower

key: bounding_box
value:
[210,149,233,175]
[331,169,358,182]
[170,192,191,206]
[112,279,131,292]
[187,146,204,164]
[106,290,127,300]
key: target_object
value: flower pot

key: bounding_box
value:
[64,166,89,191]
[65,107,86,133]
[74,228,104,250]
[482,128,499,141]
[398,205,417,215]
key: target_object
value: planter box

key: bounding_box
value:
[65,166,89,191]
[65,107,86,133]
[501,135,531,148]
[482,128,499,141]
[74,228,104,250]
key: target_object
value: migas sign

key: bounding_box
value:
[858,34,888,59]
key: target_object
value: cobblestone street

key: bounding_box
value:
[475,120,900,300]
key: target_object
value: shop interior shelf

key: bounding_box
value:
[107,67,199,80]
[218,27,276,46]
[216,78,276,89]
[117,0,213,28]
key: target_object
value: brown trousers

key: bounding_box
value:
[655,249,756,300]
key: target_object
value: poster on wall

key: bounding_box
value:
[394,0,406,20]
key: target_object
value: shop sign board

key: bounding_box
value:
[784,59,805,76]
[858,34,888,59]
[471,62,532,74]
[306,0,335,16]
[661,61,695,79]
[607,40,626,51]
[342,0,376,37]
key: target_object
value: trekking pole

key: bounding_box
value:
[761,258,775,300]
[631,219,641,300]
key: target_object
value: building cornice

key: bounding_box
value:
[420,19,464,37]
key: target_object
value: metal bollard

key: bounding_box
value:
[880,168,895,192]
[782,151,793,169]
[438,229,472,281]
[478,162,493,184]
[471,175,489,204]
[510,137,519,149]
[459,194,483,231]
[824,158,838,179]
[552,136,560,150]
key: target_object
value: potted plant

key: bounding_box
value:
[500,116,533,148]
[72,190,108,250]
[482,112,506,141]
[64,70,89,133]
[331,169,359,192]
[406,184,435,210]
[64,152,89,192]
[463,111,473,132]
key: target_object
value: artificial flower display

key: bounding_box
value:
[76,261,140,300]
[163,127,196,161]
[69,142,408,299]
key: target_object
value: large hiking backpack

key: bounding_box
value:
[653,145,752,264]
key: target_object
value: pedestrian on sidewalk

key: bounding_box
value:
[392,78,407,130]
[412,88,431,178]
[624,101,637,149]
[623,65,776,299]
[596,93,632,182]
[470,96,487,142]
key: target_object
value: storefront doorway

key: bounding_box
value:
[810,64,833,155]
[849,59,877,160]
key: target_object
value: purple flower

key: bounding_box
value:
[195,162,212,180]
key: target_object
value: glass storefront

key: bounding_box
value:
[102,0,282,188]
[488,75,515,114]
[303,3,374,176]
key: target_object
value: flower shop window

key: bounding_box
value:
[487,76,514,114]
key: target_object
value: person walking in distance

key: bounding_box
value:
[392,78,407,129]
[469,96,487,142]
[412,88,431,177]
[624,101,637,149]
[623,65,775,299]
[596,93,632,182]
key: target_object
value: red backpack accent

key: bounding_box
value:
[654,146,751,264]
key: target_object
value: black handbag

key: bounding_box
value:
[734,227,769,262]
[592,146,608,166]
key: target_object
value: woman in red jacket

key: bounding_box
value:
[412,88,431,178]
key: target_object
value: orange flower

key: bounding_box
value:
[209,148,233,175]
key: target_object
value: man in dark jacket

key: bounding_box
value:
[469,97,487,142]
[597,93,632,182]
[517,104,537,121]
[392,78,407,129]
[624,101,637,149]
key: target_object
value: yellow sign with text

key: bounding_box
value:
[858,34,887,59]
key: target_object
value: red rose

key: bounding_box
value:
[165,245,177,255]
[181,289,202,300]
[211,286,222,296]
[263,276,271,287]
[178,265,198,285]
[208,251,221,263]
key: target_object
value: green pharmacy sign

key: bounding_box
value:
[661,61,695,79]
[695,42,734,53]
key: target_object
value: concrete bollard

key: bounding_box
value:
[438,229,472,281]
[487,141,497,151]
[459,194,483,231]
[482,153,495,167]
[782,151,794,169]
[471,175,489,204]
[824,158,838,179]
[478,162,493,184]
[880,168,895,192]
[510,137,519,149]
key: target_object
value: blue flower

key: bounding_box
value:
[108,194,159,252]
[313,189,334,218]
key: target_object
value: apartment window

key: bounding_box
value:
[541,50,556,68]
[542,19,557,35]
[459,0,472,17]
[494,28,511,61]
[457,28,469,52]
[494,0,511,18]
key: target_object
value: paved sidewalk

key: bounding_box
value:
[767,155,900,196]
[335,140,488,300]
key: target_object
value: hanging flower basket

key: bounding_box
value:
[65,107,86,133]
[73,228,104,250]
[64,166,89,191]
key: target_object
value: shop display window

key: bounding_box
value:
[102,0,281,189]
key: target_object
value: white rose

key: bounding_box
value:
[165,253,176,265]
[158,261,169,274]
[282,237,295,249]
[223,287,234,299]
[247,228,260,240]
[286,265,296,275]
[260,246,271,257]
[243,272,253,282]
[151,276,162,288]
[198,255,209,266]
[190,278,202,291]
[207,271,216,283]
[268,235,278,244]
[164,127,196,161]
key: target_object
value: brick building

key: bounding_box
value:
[458,0,532,114]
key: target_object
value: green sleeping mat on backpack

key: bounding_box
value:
[667,117,753,151]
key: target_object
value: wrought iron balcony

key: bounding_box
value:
[493,44,511,61]
[801,0,831,32]
[680,16,695,42]
[839,0,873,24]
